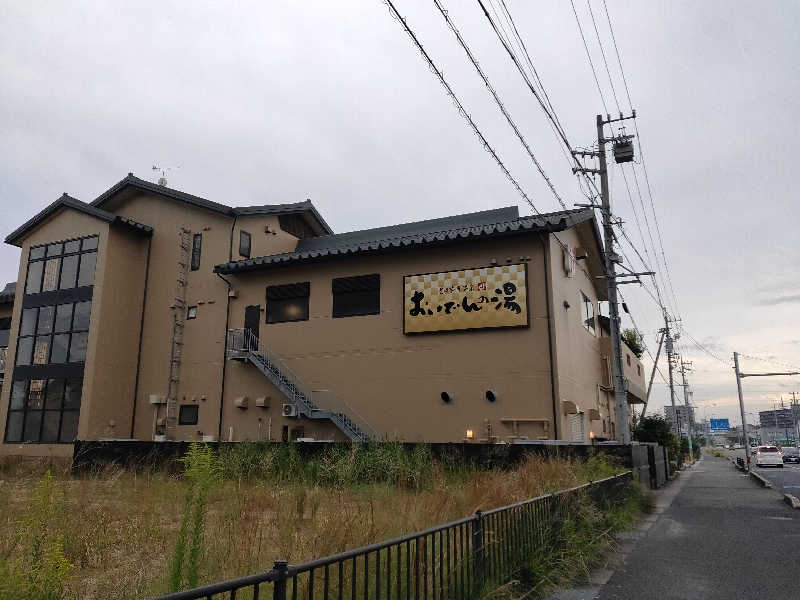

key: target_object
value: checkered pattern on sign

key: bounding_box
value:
[404,263,529,333]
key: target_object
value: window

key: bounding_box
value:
[25,236,98,294]
[581,293,595,335]
[4,377,82,443]
[0,317,10,348]
[636,364,641,376]
[187,306,198,320]
[626,354,631,366]
[178,404,198,425]
[191,233,202,271]
[239,230,251,258]
[266,282,310,323]
[332,274,380,318]
[16,301,92,366]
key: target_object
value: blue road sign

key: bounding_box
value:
[710,418,730,431]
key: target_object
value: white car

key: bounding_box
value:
[754,445,784,468]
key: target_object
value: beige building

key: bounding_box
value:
[0,175,644,456]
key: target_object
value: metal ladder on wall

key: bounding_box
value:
[165,227,191,439]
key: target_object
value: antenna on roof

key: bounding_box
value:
[152,164,180,187]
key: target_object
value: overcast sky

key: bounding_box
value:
[2,1,798,426]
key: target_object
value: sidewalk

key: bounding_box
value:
[593,454,800,599]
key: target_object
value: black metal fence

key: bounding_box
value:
[153,472,633,600]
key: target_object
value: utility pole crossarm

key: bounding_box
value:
[740,371,800,378]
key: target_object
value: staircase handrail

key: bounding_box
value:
[227,328,376,440]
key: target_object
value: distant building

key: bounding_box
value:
[664,404,695,435]
[759,407,800,443]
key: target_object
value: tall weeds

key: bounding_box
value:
[168,442,222,592]
[0,470,74,600]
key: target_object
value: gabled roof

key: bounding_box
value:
[0,282,15,304]
[5,194,153,246]
[215,206,598,274]
[91,174,332,235]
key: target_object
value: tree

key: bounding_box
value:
[621,328,645,359]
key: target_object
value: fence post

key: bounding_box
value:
[472,510,484,589]
[273,560,289,600]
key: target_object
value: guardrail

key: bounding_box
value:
[153,471,633,600]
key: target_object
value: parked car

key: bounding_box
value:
[733,444,742,449]
[750,445,759,455]
[755,445,784,467]
[781,447,800,464]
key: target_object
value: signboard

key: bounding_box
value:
[403,263,529,334]
[710,418,730,431]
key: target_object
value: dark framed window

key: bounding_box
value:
[239,231,251,258]
[332,274,380,318]
[16,300,91,366]
[581,292,595,335]
[25,235,98,295]
[191,233,202,271]
[178,404,199,425]
[266,282,310,323]
[4,376,82,443]
[0,317,11,348]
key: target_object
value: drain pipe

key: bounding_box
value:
[540,234,559,440]
[217,270,233,442]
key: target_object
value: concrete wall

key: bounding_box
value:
[79,225,148,440]
[547,228,611,442]
[222,234,559,443]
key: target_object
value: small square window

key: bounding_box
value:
[178,404,199,425]
[581,293,595,335]
[187,306,198,320]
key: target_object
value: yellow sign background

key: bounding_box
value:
[403,263,529,334]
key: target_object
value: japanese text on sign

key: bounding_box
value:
[403,264,529,334]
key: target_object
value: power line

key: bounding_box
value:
[476,0,603,204]
[568,0,608,114]
[433,0,568,212]
[382,0,595,286]
[585,0,621,112]
[381,0,543,215]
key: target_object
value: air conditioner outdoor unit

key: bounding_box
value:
[282,403,298,417]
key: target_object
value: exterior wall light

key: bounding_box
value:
[465,429,474,440]
[441,392,452,404]
[486,390,497,403]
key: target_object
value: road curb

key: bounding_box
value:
[749,470,772,488]
[783,494,800,509]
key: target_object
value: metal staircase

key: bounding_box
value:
[165,227,192,439]
[226,329,373,442]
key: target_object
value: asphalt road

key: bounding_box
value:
[594,454,800,600]
[727,447,800,493]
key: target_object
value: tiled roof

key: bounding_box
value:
[0,282,15,304]
[215,206,596,274]
[91,174,332,235]
[5,194,153,246]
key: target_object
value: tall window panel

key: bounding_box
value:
[191,233,202,271]
[4,377,82,443]
[25,235,97,294]
[15,301,91,366]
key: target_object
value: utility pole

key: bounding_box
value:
[733,352,800,471]
[680,359,694,458]
[665,313,678,433]
[733,352,750,470]
[792,391,799,450]
[641,328,665,418]
[572,112,646,444]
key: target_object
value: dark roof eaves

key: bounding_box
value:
[214,209,593,274]
[93,175,333,235]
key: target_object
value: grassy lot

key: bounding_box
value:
[0,444,648,600]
